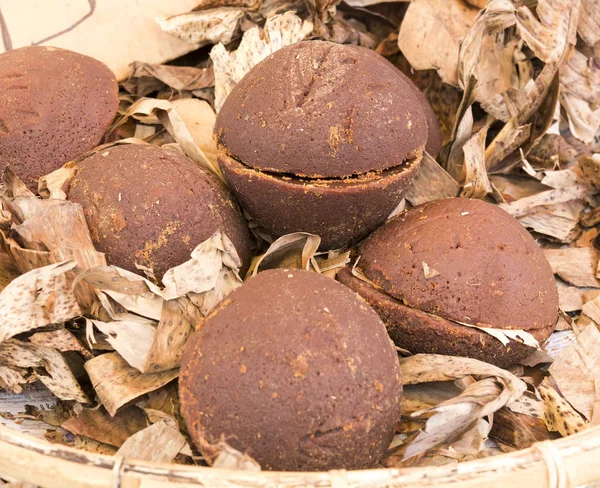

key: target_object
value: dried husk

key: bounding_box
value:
[249,232,321,276]
[0,262,80,343]
[549,323,600,423]
[210,12,314,111]
[399,354,527,459]
[62,406,148,448]
[84,353,178,416]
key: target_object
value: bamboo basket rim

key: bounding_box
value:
[1,424,600,487]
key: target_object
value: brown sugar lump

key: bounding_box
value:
[338,198,559,367]
[0,46,118,191]
[215,40,427,250]
[359,48,442,158]
[67,144,252,278]
[179,269,403,471]
[405,78,442,158]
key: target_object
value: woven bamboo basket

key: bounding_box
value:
[1,424,599,487]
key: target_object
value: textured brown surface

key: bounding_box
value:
[359,47,442,158]
[357,198,558,332]
[0,46,118,191]
[405,79,442,158]
[179,269,403,471]
[219,148,422,249]
[215,40,427,178]
[337,267,549,368]
[68,144,251,278]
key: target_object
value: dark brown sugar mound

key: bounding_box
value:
[68,144,252,278]
[359,47,442,158]
[338,198,559,367]
[179,268,403,471]
[0,46,118,191]
[215,40,427,249]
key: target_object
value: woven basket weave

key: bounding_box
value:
[1,424,600,487]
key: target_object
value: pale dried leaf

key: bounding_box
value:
[212,442,262,471]
[90,319,156,373]
[143,298,201,373]
[515,0,578,64]
[0,193,106,310]
[422,262,440,279]
[314,250,351,278]
[539,380,587,435]
[162,230,242,301]
[160,8,246,47]
[110,99,221,179]
[0,340,88,402]
[544,247,600,287]
[116,419,186,462]
[518,201,584,242]
[62,406,148,448]
[580,154,600,187]
[560,93,600,144]
[398,0,479,86]
[498,185,595,218]
[404,153,460,206]
[449,418,491,456]
[199,439,262,470]
[559,49,600,143]
[556,280,592,312]
[37,167,76,200]
[210,12,314,111]
[402,382,463,416]
[460,125,492,198]
[0,365,27,393]
[85,353,178,416]
[0,261,80,344]
[458,0,517,91]
[446,106,474,182]
[29,330,92,360]
[578,0,600,46]
[250,232,321,276]
[171,98,218,170]
[476,39,526,121]
[124,62,215,97]
[582,294,600,324]
[507,393,544,418]
[452,320,539,348]
[101,289,163,322]
[544,330,577,359]
[400,354,526,459]
[549,323,600,423]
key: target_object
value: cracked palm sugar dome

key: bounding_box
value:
[0,46,118,191]
[215,40,428,249]
[338,198,559,367]
[179,268,403,471]
[67,144,252,278]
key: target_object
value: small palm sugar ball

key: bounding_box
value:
[179,269,403,471]
[0,46,118,191]
[215,40,428,249]
[68,144,252,278]
[338,198,558,367]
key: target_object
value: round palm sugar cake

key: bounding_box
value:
[0,46,118,191]
[179,269,403,471]
[215,40,427,249]
[338,197,559,367]
[68,144,252,278]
